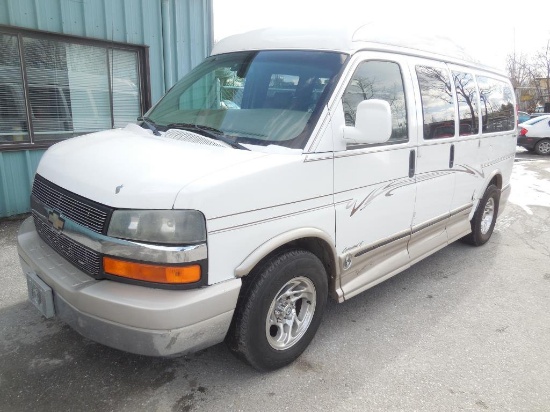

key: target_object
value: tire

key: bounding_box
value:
[225,249,328,371]
[462,184,500,246]
[534,139,550,155]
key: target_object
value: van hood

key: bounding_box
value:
[36,124,268,209]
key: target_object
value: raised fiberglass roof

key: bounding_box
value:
[211,23,503,74]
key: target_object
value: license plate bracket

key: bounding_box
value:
[26,272,55,318]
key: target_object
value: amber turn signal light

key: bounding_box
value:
[103,257,201,284]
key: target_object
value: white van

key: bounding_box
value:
[18,26,516,371]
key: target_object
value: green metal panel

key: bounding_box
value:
[34,0,64,32]
[0,150,44,217]
[172,0,214,81]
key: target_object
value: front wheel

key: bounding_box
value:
[462,184,500,246]
[226,249,328,371]
[534,139,550,155]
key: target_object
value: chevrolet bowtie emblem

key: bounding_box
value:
[48,211,65,231]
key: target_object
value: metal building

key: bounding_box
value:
[0,0,213,217]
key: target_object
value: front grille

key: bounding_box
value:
[31,175,109,234]
[33,212,101,276]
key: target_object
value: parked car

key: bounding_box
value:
[517,114,550,155]
[518,111,530,123]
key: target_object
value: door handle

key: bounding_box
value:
[409,149,415,178]
[449,144,455,168]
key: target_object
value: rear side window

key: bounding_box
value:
[416,65,455,140]
[453,71,479,136]
[342,60,408,143]
[477,76,515,133]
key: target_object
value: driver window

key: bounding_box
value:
[342,60,408,144]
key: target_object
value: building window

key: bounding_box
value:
[0,28,149,148]
[0,33,29,144]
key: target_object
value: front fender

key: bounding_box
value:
[234,227,337,278]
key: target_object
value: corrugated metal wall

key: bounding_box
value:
[0,150,45,217]
[0,0,213,218]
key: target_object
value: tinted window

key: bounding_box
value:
[453,71,479,136]
[477,76,515,133]
[416,66,455,140]
[342,60,408,143]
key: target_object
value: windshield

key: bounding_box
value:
[146,50,347,149]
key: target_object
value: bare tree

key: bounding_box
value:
[532,41,550,107]
[506,52,531,89]
[507,40,550,110]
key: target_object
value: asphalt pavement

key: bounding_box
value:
[1,151,549,412]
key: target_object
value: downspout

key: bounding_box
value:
[161,0,174,92]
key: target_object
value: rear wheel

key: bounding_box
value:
[226,249,328,371]
[534,139,550,155]
[462,184,500,246]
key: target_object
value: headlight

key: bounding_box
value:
[107,210,206,244]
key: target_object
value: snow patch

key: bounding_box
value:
[509,163,550,214]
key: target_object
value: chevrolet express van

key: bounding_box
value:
[18,25,516,371]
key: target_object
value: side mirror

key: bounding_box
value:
[342,99,392,145]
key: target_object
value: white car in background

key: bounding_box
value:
[517,115,550,155]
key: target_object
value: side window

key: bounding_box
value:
[477,76,515,133]
[342,60,408,143]
[453,71,479,136]
[416,65,455,139]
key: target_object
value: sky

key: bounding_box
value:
[213,0,550,72]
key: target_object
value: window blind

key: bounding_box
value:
[0,30,144,146]
[0,34,30,143]
[111,49,141,128]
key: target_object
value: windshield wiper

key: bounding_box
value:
[138,116,161,136]
[165,123,249,150]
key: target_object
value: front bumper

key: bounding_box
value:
[17,217,241,356]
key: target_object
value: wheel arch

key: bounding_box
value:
[485,170,503,190]
[469,170,503,221]
[234,228,338,297]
